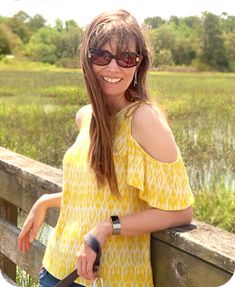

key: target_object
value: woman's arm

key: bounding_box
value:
[18,192,62,252]
[118,206,192,236]
[80,203,192,281]
[39,192,62,209]
[91,205,192,243]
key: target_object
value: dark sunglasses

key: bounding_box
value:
[88,48,140,68]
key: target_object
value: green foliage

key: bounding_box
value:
[24,22,82,66]
[7,11,31,43]
[156,49,174,66]
[146,12,234,71]
[16,268,37,287]
[0,11,234,72]
[28,14,46,32]
[221,14,235,33]
[224,32,235,72]
[0,23,23,55]
[24,26,59,61]
[201,12,228,71]
[149,25,175,66]
[0,27,11,55]
[26,41,57,64]
[143,16,165,29]
[182,16,201,29]
[149,20,198,67]
[171,23,197,65]
[195,182,235,233]
[56,56,81,68]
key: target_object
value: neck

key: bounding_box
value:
[107,97,130,114]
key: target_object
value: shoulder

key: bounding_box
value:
[132,103,179,163]
[76,104,92,129]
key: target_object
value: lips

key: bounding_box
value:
[102,76,122,83]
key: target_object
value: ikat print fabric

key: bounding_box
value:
[43,103,194,287]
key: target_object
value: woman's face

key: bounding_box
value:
[91,37,137,104]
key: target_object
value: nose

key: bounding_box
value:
[106,58,120,71]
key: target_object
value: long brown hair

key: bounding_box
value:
[80,10,150,196]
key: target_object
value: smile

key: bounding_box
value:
[102,76,122,83]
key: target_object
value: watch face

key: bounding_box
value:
[111,215,119,224]
[110,215,121,235]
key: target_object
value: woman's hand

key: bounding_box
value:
[18,195,48,252]
[77,221,112,281]
[76,241,98,281]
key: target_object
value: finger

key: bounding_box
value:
[29,225,38,243]
[21,237,26,253]
[18,234,23,251]
[81,257,88,279]
[21,220,33,237]
[19,227,31,252]
[18,230,26,251]
[77,256,82,277]
[25,234,30,251]
[87,261,95,280]
[24,236,29,252]
[18,221,33,250]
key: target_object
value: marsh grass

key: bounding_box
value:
[194,182,235,233]
[148,72,234,189]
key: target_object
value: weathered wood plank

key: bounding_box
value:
[0,147,60,226]
[0,218,45,280]
[152,221,235,273]
[0,146,62,206]
[151,238,232,287]
[0,199,17,281]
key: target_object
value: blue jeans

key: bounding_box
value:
[38,267,85,287]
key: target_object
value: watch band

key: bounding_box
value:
[110,215,121,235]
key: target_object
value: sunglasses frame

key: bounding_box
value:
[88,48,140,68]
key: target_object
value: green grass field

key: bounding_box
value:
[0,67,234,233]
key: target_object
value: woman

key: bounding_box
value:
[18,9,194,287]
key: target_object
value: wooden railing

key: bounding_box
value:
[0,146,234,286]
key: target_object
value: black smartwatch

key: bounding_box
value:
[110,215,121,235]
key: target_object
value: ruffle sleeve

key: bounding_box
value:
[126,134,194,210]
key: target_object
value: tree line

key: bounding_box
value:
[0,11,235,71]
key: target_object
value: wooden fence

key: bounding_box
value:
[0,146,234,286]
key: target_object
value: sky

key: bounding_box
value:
[0,0,235,27]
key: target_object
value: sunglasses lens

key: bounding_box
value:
[89,49,112,66]
[89,49,139,68]
[116,52,139,68]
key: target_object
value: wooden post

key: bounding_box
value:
[0,198,17,282]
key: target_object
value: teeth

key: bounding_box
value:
[103,76,121,83]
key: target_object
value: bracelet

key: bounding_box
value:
[109,215,121,235]
[83,232,101,273]
[83,232,100,254]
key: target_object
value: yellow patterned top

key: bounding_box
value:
[42,102,194,287]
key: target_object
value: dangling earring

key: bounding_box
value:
[134,70,138,86]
